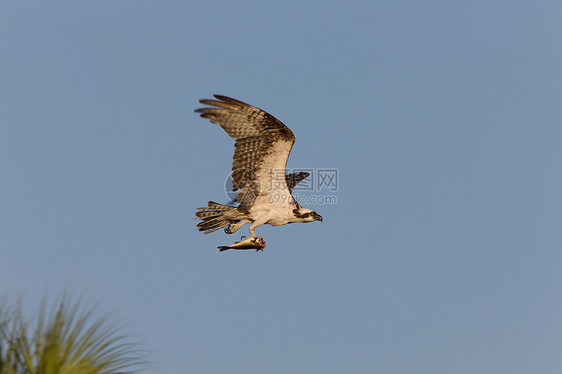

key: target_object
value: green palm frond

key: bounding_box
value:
[0,295,148,374]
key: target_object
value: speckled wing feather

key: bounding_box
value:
[195,95,296,210]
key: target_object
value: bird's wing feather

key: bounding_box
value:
[285,171,310,192]
[195,95,296,210]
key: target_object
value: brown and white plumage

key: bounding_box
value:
[194,95,322,237]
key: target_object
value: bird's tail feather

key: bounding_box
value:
[195,201,238,234]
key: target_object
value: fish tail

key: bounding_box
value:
[217,245,230,251]
[195,201,239,234]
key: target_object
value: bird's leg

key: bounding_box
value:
[224,219,251,235]
[248,219,266,238]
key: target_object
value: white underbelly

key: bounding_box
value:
[248,200,295,226]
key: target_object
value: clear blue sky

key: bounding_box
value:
[2,1,561,373]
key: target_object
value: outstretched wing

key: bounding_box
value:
[195,95,296,210]
[286,171,310,192]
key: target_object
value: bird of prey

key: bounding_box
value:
[194,95,323,238]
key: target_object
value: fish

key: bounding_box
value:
[218,236,266,252]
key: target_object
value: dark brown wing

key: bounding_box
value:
[195,95,296,209]
[285,171,310,192]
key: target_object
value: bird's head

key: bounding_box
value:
[293,208,323,223]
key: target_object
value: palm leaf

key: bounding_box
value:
[0,295,148,374]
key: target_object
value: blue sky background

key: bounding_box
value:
[1,1,561,373]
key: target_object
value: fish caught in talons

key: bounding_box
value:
[217,236,266,252]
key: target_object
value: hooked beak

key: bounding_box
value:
[315,215,323,222]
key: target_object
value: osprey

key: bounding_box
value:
[194,95,323,238]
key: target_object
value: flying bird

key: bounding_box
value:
[194,95,323,238]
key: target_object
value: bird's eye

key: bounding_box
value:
[310,212,316,216]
